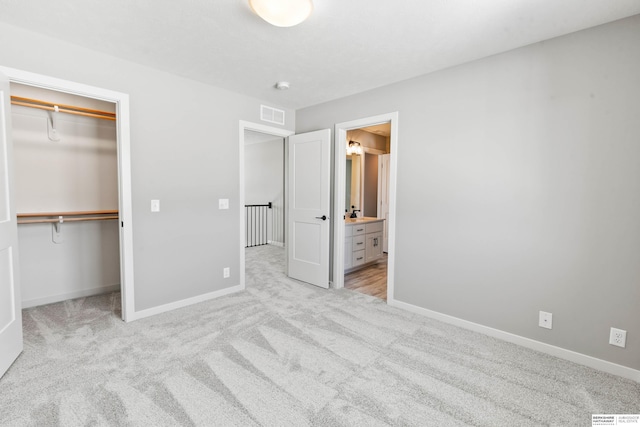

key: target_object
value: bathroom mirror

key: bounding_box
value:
[345,154,362,215]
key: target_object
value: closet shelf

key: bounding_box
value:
[10,96,116,121]
[17,210,119,225]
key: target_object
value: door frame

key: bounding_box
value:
[0,66,136,322]
[238,121,294,288]
[378,153,391,253]
[333,112,399,302]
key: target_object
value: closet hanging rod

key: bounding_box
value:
[17,210,118,218]
[17,210,119,225]
[17,216,119,225]
[10,96,116,121]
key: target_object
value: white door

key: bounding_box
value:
[287,129,331,288]
[378,154,390,252]
[0,72,23,378]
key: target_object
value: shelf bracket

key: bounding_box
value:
[52,216,64,244]
[47,105,61,142]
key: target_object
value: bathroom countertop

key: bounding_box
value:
[344,217,384,224]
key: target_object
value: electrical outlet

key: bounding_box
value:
[609,327,627,348]
[150,199,160,212]
[539,311,553,329]
[219,199,229,210]
[223,267,230,278]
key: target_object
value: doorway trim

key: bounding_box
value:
[238,121,294,289]
[333,112,399,302]
[0,66,136,322]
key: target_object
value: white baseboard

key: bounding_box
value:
[268,241,284,248]
[127,284,244,322]
[388,297,640,383]
[22,284,121,309]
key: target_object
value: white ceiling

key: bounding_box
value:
[1,1,639,110]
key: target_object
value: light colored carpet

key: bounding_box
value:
[1,245,638,426]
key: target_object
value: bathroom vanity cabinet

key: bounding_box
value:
[344,218,384,272]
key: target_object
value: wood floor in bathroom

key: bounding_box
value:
[344,254,388,300]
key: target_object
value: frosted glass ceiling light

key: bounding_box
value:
[249,0,313,27]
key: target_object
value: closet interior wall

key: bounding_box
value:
[11,83,121,308]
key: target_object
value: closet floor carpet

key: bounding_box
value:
[1,245,638,426]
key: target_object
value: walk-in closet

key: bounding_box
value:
[11,83,121,309]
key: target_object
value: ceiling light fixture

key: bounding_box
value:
[275,81,290,90]
[249,0,313,27]
[346,140,363,156]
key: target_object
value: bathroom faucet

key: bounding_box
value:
[350,209,360,218]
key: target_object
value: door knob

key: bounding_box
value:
[315,215,328,221]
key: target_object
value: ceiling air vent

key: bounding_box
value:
[260,105,285,126]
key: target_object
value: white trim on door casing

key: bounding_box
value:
[238,121,294,289]
[0,66,136,322]
[333,112,399,303]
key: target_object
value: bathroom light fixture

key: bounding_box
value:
[346,140,363,156]
[249,0,313,27]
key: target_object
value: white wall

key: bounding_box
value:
[0,21,295,313]
[244,137,284,245]
[12,85,118,212]
[297,16,640,371]
[347,129,387,152]
[18,222,121,307]
[11,84,120,307]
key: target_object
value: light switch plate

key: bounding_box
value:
[219,198,229,210]
[151,199,160,212]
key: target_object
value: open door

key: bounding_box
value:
[0,72,23,378]
[287,129,331,288]
[378,153,390,253]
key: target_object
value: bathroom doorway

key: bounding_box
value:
[343,125,391,300]
[333,112,399,303]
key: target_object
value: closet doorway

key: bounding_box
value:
[1,66,134,321]
[12,83,120,309]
